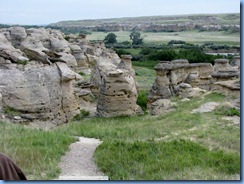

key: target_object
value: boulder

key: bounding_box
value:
[8,27,27,47]
[211,59,239,83]
[0,62,80,126]
[191,102,220,113]
[213,79,240,98]
[148,99,176,115]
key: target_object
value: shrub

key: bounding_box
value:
[4,106,21,118]
[215,106,240,116]
[114,48,130,57]
[72,109,90,121]
[137,90,148,112]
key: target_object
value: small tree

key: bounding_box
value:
[130,31,143,45]
[104,33,117,44]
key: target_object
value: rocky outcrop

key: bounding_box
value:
[0,27,142,126]
[96,55,143,117]
[148,99,176,115]
[147,58,240,115]
[211,59,239,83]
[213,79,240,98]
[0,27,85,126]
[0,62,81,127]
[147,60,213,105]
[97,69,139,117]
[89,50,120,96]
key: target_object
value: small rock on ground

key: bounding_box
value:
[191,102,220,113]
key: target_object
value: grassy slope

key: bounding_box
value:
[0,65,240,180]
[87,31,240,45]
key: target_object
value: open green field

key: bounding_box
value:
[87,31,240,45]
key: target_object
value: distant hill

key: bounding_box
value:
[48,13,240,34]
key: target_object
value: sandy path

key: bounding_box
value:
[58,137,108,180]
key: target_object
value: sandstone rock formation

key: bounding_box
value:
[147,60,213,105]
[0,27,84,127]
[147,58,240,115]
[211,59,239,83]
[96,55,143,117]
[213,79,240,98]
[0,27,142,126]
[0,62,81,127]
[89,50,120,96]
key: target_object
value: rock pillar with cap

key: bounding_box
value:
[97,69,142,117]
[212,59,239,82]
[117,55,135,78]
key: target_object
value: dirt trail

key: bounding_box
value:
[58,137,108,180]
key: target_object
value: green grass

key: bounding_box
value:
[0,122,76,180]
[133,65,156,91]
[87,31,240,45]
[95,140,239,180]
[0,92,240,180]
[136,90,149,112]
[214,106,240,116]
[4,106,21,118]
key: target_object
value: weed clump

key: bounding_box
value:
[215,106,240,116]
[72,109,90,121]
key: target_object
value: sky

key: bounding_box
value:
[0,0,240,25]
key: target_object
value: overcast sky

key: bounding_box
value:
[0,0,240,25]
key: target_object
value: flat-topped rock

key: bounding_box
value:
[171,59,189,65]
[121,54,132,60]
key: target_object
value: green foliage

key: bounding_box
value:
[215,106,240,117]
[168,40,186,45]
[130,31,144,45]
[4,106,21,118]
[104,32,117,44]
[95,139,240,180]
[136,90,148,112]
[64,35,70,41]
[178,48,215,64]
[114,48,131,57]
[79,30,92,35]
[132,61,158,69]
[117,46,228,64]
[72,109,90,121]
[17,60,28,65]
[121,41,131,45]
[147,49,177,61]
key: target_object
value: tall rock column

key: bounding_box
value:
[97,55,143,117]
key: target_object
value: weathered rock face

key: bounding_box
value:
[96,54,142,117]
[0,62,81,126]
[0,27,85,126]
[148,99,176,115]
[147,60,214,105]
[0,27,142,125]
[148,58,240,115]
[211,59,239,83]
[89,51,120,96]
[97,69,142,117]
[213,79,240,98]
